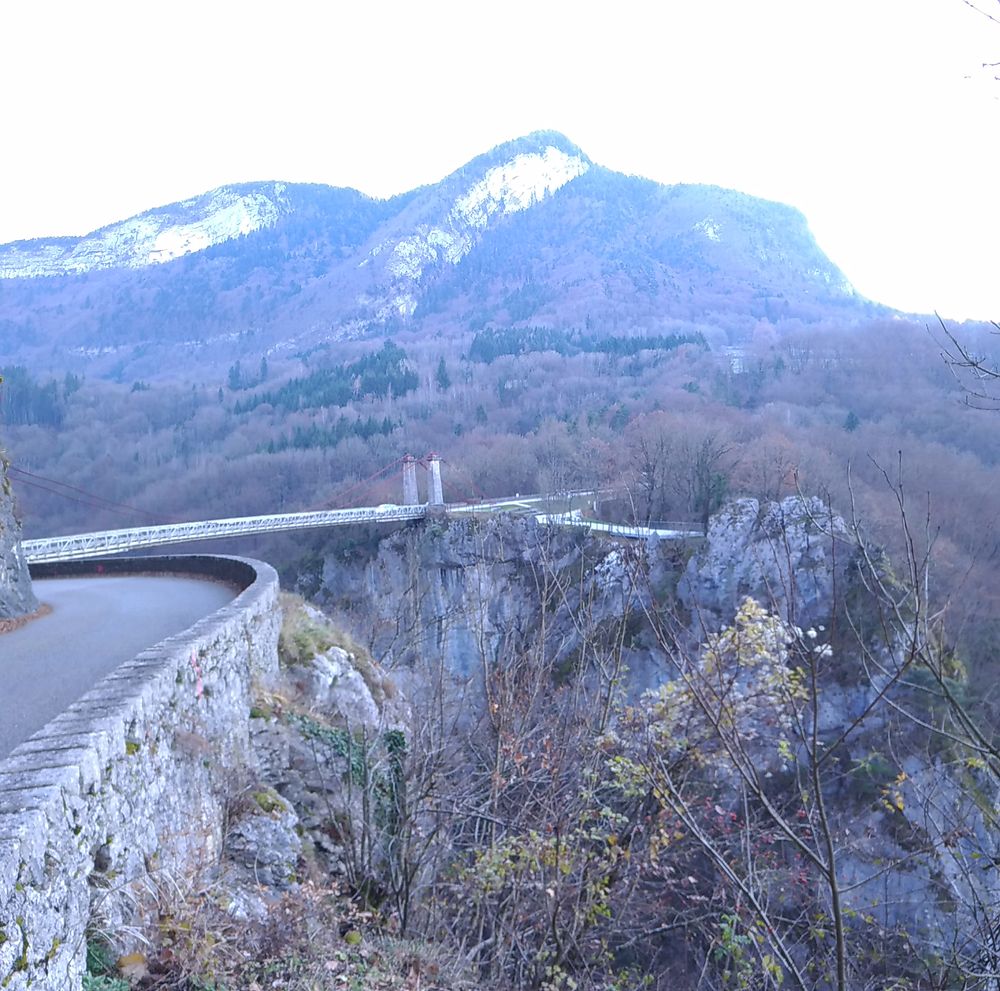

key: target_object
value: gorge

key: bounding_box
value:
[2,128,999,989]
[3,461,1000,989]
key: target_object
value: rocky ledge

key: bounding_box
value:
[0,458,38,620]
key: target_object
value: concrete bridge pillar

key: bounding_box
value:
[427,454,444,505]
[402,455,419,506]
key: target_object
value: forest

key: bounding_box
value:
[5,314,1000,629]
[7,305,1000,988]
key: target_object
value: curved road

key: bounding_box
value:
[0,575,238,759]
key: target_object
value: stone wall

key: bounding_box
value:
[0,460,37,621]
[0,555,281,990]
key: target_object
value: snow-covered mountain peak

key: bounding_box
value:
[452,146,590,225]
[0,183,288,279]
[369,145,589,316]
[146,185,287,263]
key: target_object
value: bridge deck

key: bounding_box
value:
[22,492,699,564]
[22,505,430,563]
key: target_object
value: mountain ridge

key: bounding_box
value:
[0,131,879,379]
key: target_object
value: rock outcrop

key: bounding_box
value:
[312,504,853,700]
[0,457,37,620]
[312,515,687,697]
[678,495,850,635]
[233,594,409,910]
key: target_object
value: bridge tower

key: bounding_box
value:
[427,453,444,505]
[402,454,419,506]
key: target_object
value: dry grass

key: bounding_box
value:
[117,876,476,991]
[0,601,52,635]
[277,592,394,706]
[277,592,337,667]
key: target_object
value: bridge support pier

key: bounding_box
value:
[428,454,444,505]
[402,455,419,506]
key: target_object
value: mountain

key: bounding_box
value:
[0,184,295,277]
[0,131,879,380]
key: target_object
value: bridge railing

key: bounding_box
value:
[21,490,629,564]
[534,511,704,539]
[22,505,429,563]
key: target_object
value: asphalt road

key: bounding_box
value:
[0,575,237,759]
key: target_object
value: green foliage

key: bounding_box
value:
[458,800,631,987]
[0,365,66,426]
[278,592,390,708]
[614,597,810,778]
[265,414,398,454]
[286,712,367,785]
[227,356,270,392]
[277,594,335,666]
[252,787,289,815]
[469,326,706,363]
[84,941,128,991]
[63,370,83,397]
[435,356,451,391]
[849,751,897,801]
[234,341,418,413]
[82,977,130,991]
[713,913,757,989]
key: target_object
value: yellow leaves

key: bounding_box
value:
[761,952,785,985]
[117,952,148,980]
[881,772,908,814]
[635,597,811,776]
[606,754,646,797]
[777,738,794,765]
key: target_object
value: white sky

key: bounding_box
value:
[1,0,997,320]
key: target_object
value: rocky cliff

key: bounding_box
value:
[283,504,996,985]
[311,515,687,698]
[0,457,37,620]
[310,500,851,694]
[678,494,851,634]
[234,594,409,913]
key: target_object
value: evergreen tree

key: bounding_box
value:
[435,357,452,391]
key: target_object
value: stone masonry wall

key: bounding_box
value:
[0,555,281,990]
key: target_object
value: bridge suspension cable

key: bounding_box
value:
[310,455,408,511]
[437,456,485,503]
[7,466,168,524]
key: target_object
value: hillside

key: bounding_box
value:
[0,131,880,382]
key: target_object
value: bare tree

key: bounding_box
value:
[935,315,1000,411]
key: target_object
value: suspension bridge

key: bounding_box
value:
[12,453,701,565]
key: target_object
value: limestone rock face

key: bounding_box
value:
[0,460,38,620]
[678,495,850,635]
[248,596,410,884]
[225,787,301,889]
[313,515,677,695]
